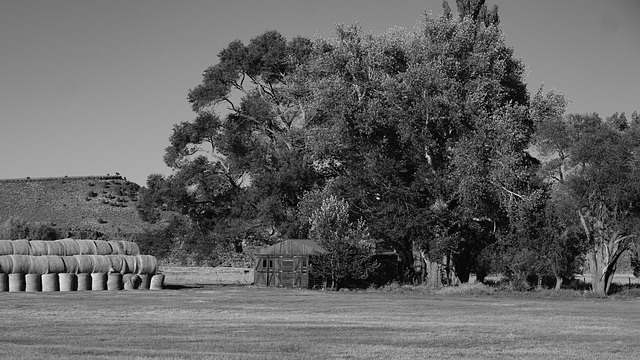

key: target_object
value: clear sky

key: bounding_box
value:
[1,0,638,185]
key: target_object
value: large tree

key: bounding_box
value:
[141,31,320,246]
[144,1,542,282]
[291,0,533,284]
[535,92,640,294]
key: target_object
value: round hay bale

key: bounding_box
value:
[59,273,76,291]
[11,240,30,255]
[8,273,25,292]
[106,255,125,274]
[28,240,48,256]
[107,273,123,291]
[46,241,65,256]
[123,256,138,274]
[107,240,122,254]
[25,273,42,292]
[0,256,13,273]
[28,256,49,274]
[91,273,107,291]
[76,273,91,291]
[0,240,13,255]
[150,274,164,290]
[10,255,31,274]
[0,273,8,291]
[46,255,65,273]
[55,239,80,256]
[74,255,94,273]
[61,256,79,273]
[123,273,140,290]
[93,240,112,255]
[42,273,59,292]
[118,241,140,256]
[77,240,97,255]
[91,255,111,273]
[136,255,158,275]
[138,274,150,290]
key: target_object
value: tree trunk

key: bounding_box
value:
[425,252,442,288]
[589,247,606,295]
[412,249,425,284]
[588,247,617,296]
[579,210,633,296]
[554,275,563,290]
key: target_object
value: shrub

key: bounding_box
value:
[0,218,61,240]
[29,222,61,240]
[0,217,29,239]
[435,283,496,296]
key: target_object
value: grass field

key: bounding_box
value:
[1,286,640,360]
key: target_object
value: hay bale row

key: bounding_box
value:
[0,239,140,256]
[0,240,12,255]
[0,272,162,292]
[0,255,157,275]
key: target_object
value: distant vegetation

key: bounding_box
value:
[0,175,146,239]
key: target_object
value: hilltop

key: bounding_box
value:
[0,175,150,237]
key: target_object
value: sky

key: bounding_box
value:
[1,0,638,186]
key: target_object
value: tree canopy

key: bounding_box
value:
[534,93,640,294]
[138,0,640,293]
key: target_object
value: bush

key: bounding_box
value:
[0,218,61,240]
[29,222,61,240]
[435,283,496,296]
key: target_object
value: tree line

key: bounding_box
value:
[136,0,640,295]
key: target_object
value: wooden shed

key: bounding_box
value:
[254,239,326,288]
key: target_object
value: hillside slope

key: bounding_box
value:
[0,176,149,236]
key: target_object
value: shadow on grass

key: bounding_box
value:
[163,283,252,290]
[163,284,205,290]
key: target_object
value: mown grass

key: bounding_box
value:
[1,286,640,359]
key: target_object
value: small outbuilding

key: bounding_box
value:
[254,239,326,288]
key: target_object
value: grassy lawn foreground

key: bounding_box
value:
[1,286,639,359]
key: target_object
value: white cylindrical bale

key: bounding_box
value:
[25,273,41,292]
[10,255,30,274]
[42,273,59,292]
[91,273,107,291]
[11,240,30,255]
[123,273,140,290]
[28,240,48,256]
[28,256,49,275]
[150,274,164,290]
[59,273,76,291]
[107,273,123,291]
[74,255,94,274]
[55,239,80,256]
[0,256,13,273]
[76,273,91,291]
[93,240,112,255]
[46,241,65,256]
[77,240,97,255]
[0,240,13,255]
[8,273,25,292]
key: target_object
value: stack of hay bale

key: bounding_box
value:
[0,239,164,292]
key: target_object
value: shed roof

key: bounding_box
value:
[259,239,327,255]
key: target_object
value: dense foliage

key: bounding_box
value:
[138,0,640,293]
